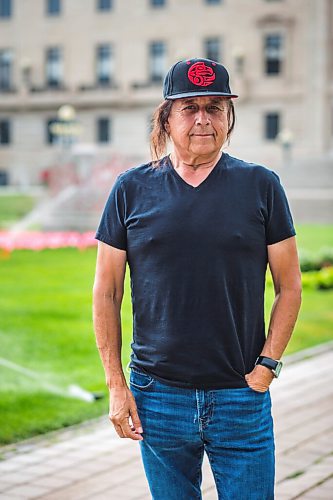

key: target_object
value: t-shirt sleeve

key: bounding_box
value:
[95,176,127,250]
[265,171,296,245]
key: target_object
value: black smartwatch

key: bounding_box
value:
[255,356,283,378]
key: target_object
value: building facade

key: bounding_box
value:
[0,0,332,185]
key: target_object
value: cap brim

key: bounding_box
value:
[166,91,238,100]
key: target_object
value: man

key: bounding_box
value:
[93,58,302,499]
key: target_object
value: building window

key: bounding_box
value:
[149,41,166,83]
[204,38,220,62]
[0,170,8,185]
[265,112,280,140]
[151,0,166,7]
[0,119,10,144]
[97,0,112,11]
[96,44,113,85]
[0,0,11,18]
[97,118,110,143]
[46,0,61,15]
[0,50,12,89]
[46,47,63,87]
[264,33,283,75]
[46,118,58,144]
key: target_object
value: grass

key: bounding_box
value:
[0,248,133,445]
[0,194,37,229]
[294,224,333,252]
[265,286,333,354]
[0,225,332,445]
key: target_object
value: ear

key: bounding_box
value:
[165,121,170,134]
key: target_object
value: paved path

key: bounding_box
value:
[1,346,333,500]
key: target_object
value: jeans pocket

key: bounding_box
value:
[245,384,268,395]
[130,367,155,390]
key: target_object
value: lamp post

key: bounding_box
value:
[278,128,294,168]
[48,105,84,186]
[20,58,32,89]
[232,46,245,76]
[51,105,93,184]
[50,104,82,151]
[231,46,247,101]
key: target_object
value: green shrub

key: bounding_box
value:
[299,247,333,272]
[318,247,333,267]
[266,267,333,290]
[299,249,322,272]
[301,271,321,290]
[317,267,333,290]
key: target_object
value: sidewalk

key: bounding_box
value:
[1,346,333,500]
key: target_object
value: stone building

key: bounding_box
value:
[0,0,332,185]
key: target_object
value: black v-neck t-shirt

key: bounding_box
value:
[95,153,296,389]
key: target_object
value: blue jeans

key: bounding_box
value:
[130,367,275,500]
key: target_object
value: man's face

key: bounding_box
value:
[166,96,230,162]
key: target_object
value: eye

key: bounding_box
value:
[183,105,196,111]
[207,105,222,113]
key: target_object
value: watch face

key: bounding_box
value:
[273,362,283,378]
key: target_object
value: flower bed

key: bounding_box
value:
[0,231,97,253]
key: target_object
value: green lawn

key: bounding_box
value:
[0,225,332,445]
[0,194,37,229]
[294,224,333,252]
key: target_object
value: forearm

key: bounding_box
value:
[261,287,302,360]
[245,286,301,391]
[93,289,127,389]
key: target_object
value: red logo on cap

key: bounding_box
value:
[187,62,216,87]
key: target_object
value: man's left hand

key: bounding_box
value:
[245,365,274,393]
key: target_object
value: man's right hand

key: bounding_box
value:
[109,386,144,440]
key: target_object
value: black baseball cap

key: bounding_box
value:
[163,58,238,100]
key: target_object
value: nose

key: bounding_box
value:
[195,108,211,125]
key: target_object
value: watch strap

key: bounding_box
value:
[255,356,283,377]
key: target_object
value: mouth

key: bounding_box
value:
[191,133,214,137]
